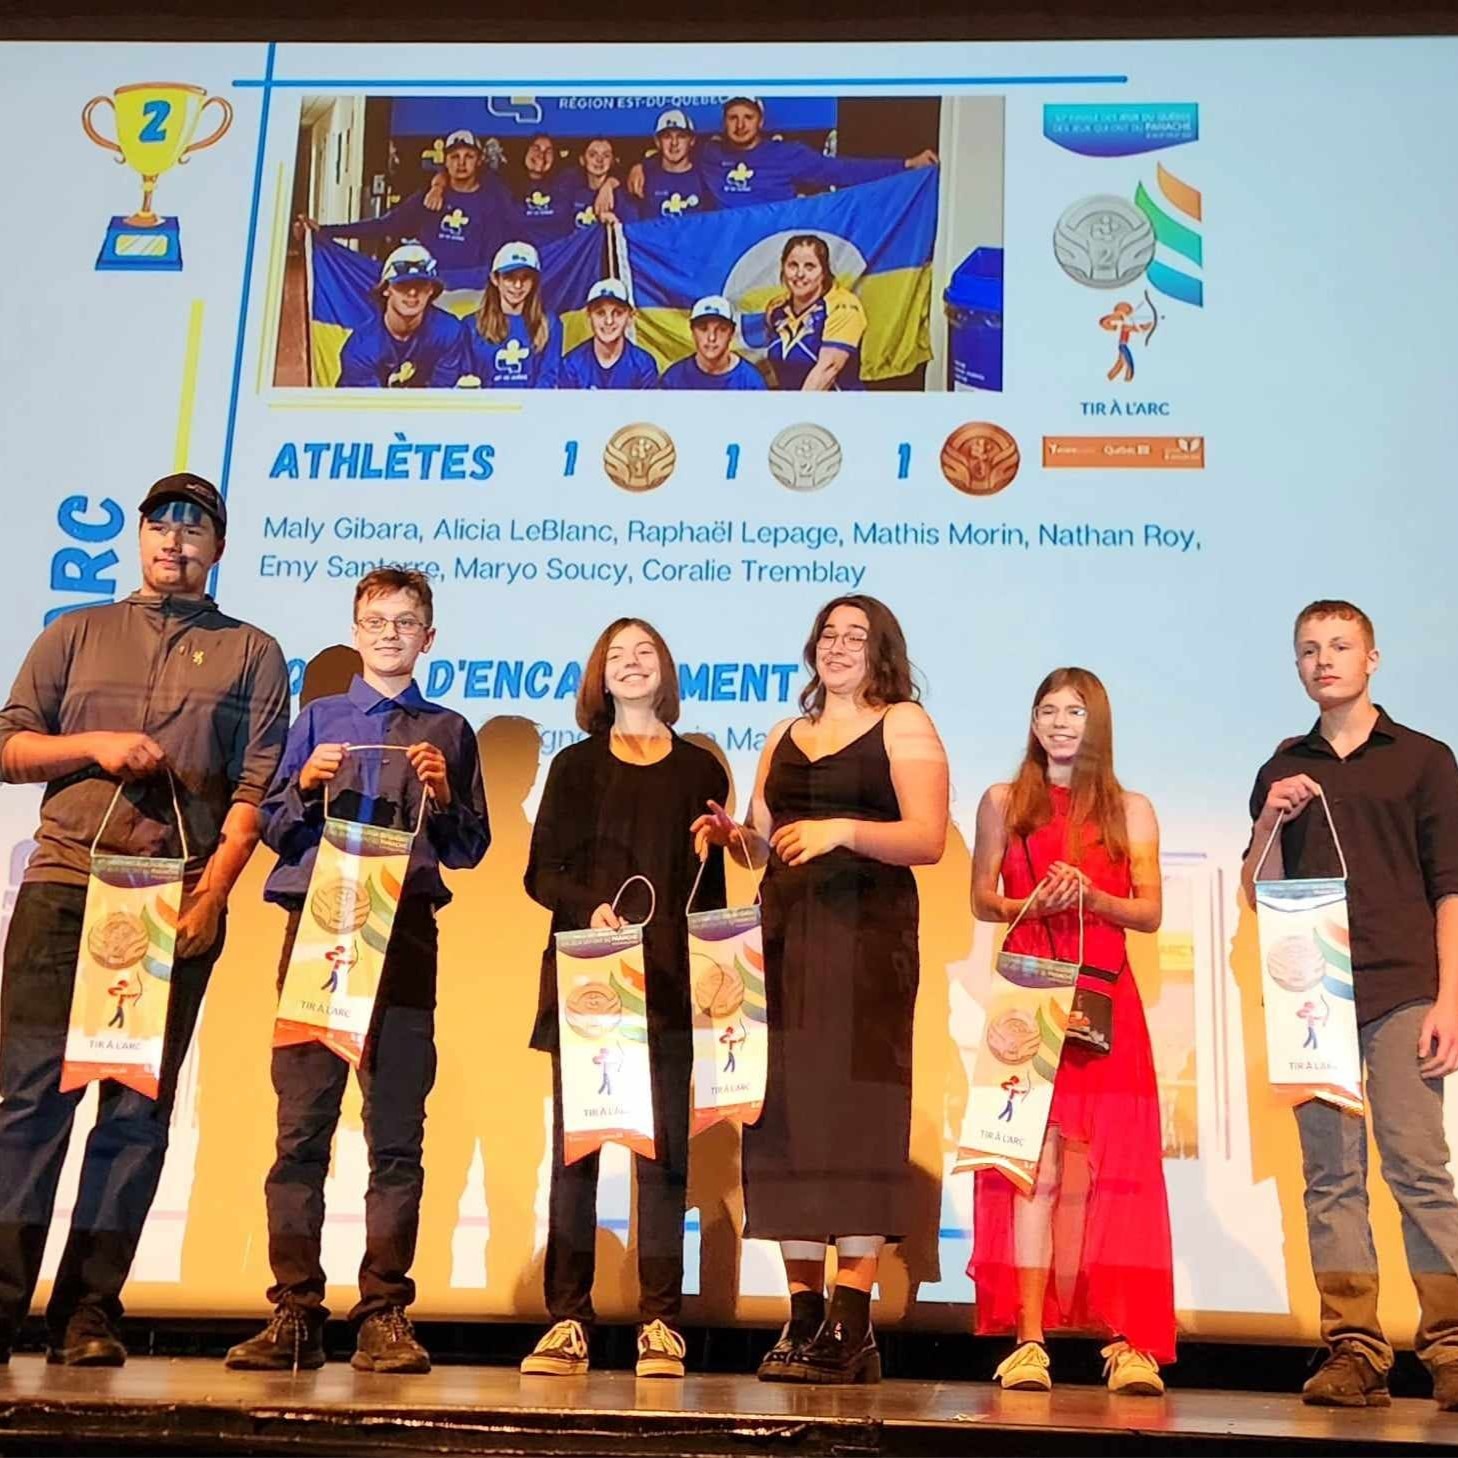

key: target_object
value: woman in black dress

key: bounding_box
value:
[521,618,727,1380]
[693,596,948,1383]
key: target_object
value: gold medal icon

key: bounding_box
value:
[941,422,1021,497]
[767,424,842,492]
[603,424,677,492]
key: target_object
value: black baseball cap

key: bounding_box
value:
[138,473,227,536]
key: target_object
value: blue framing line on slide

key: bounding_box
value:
[211,44,1128,596]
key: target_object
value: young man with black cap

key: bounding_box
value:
[1242,599,1458,1410]
[0,474,290,1366]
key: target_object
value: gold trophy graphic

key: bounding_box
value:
[82,83,233,271]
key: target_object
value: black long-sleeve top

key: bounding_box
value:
[525,732,728,1051]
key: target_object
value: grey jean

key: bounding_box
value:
[1296,999,1458,1372]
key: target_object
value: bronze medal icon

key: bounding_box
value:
[941,422,1021,496]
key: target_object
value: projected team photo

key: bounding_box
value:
[275,93,1004,393]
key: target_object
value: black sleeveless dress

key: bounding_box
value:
[741,715,920,1240]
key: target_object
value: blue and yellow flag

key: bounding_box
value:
[622,166,938,382]
[307,228,605,387]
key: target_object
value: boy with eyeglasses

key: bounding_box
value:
[226,568,489,1375]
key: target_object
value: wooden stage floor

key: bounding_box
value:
[1,1355,1455,1455]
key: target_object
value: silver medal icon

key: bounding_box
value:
[768,424,842,492]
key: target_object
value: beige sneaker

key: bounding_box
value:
[993,1340,1052,1391]
[635,1319,687,1378]
[520,1319,589,1376]
[1102,1341,1164,1395]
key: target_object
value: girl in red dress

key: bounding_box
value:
[969,668,1175,1394]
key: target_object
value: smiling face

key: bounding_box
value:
[604,623,662,709]
[1031,685,1089,768]
[658,129,692,166]
[783,243,828,310]
[588,298,631,345]
[581,138,615,183]
[352,587,435,679]
[384,279,434,331]
[692,316,734,369]
[524,135,556,179]
[495,268,537,313]
[1295,614,1379,710]
[814,603,871,701]
[724,102,762,147]
[444,145,480,187]
[139,501,222,595]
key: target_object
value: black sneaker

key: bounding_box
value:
[224,1305,326,1372]
[352,1307,430,1375]
[46,1308,126,1368]
[782,1318,881,1386]
[1301,1343,1390,1408]
[520,1319,589,1376]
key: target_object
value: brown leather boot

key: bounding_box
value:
[1302,1343,1390,1407]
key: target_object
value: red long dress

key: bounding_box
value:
[969,786,1177,1362]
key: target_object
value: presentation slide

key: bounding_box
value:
[0,36,1454,1340]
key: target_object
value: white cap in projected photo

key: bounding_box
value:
[586,277,631,307]
[655,109,694,134]
[690,294,735,325]
[491,241,541,275]
[725,94,763,112]
[444,128,483,153]
[379,243,441,291]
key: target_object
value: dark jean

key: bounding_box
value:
[545,1034,691,1325]
[1296,999,1458,1373]
[263,899,438,1323]
[0,881,224,1338]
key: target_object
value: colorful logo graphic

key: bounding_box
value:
[1044,103,1199,158]
[495,337,531,375]
[726,162,755,189]
[82,82,232,272]
[941,422,1021,496]
[440,208,468,236]
[1134,164,1204,307]
[1042,435,1204,469]
[1099,293,1158,381]
[662,191,699,216]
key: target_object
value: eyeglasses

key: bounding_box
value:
[818,630,868,651]
[356,615,427,636]
[1034,705,1087,722]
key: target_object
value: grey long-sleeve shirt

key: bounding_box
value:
[0,592,290,887]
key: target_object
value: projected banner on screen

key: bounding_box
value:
[1,36,1456,1345]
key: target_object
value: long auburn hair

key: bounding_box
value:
[576,617,681,734]
[1005,667,1128,863]
[798,595,918,717]
[476,266,550,353]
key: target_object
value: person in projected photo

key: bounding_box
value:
[428,133,577,249]
[224,569,488,1379]
[336,244,468,390]
[564,136,623,228]
[519,619,728,1382]
[694,596,948,1386]
[741,234,866,392]
[455,241,563,389]
[1240,600,1458,1412]
[968,668,1174,1398]
[622,96,936,210]
[0,474,289,1369]
[557,278,660,390]
[659,296,766,392]
[596,110,717,223]
[300,129,510,271]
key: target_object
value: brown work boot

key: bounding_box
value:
[1432,1363,1458,1411]
[1302,1343,1390,1407]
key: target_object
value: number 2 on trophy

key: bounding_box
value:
[725,443,741,480]
[562,440,578,477]
[139,99,172,143]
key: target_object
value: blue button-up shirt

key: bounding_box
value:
[261,675,489,906]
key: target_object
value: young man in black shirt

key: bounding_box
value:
[1242,599,1458,1409]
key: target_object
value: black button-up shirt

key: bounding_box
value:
[1248,708,1458,1024]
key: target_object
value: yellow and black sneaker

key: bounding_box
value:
[520,1319,589,1377]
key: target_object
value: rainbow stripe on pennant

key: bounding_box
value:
[611,959,650,1044]
[140,898,178,981]
[1135,164,1204,307]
